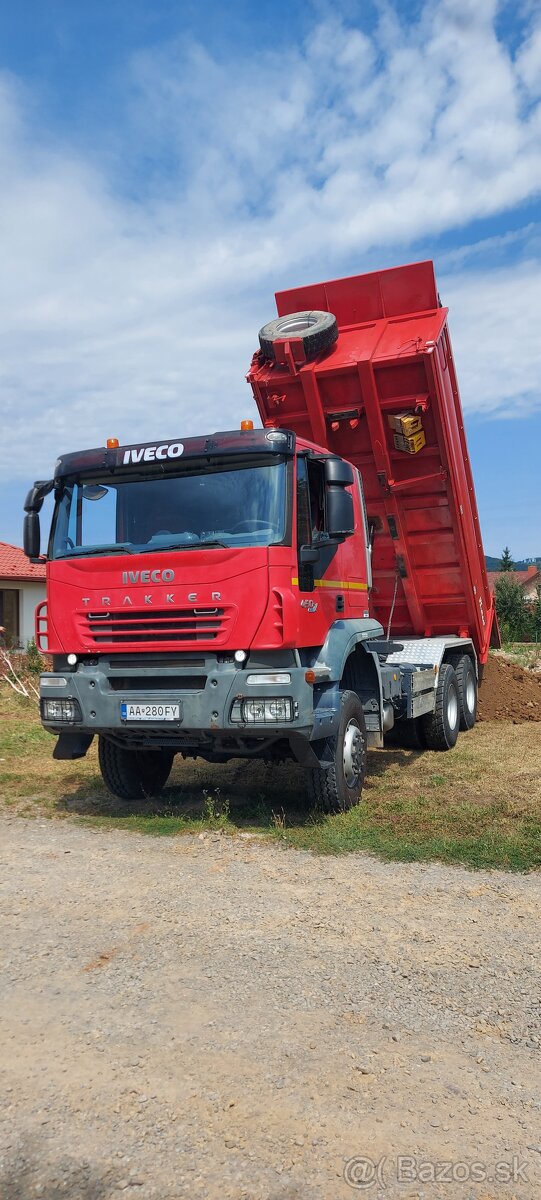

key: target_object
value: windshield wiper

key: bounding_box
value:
[144,539,230,551]
[57,538,232,558]
[140,541,201,552]
[56,544,134,558]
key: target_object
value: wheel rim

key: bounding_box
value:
[278,314,320,335]
[343,720,363,788]
[465,675,476,713]
[447,687,459,730]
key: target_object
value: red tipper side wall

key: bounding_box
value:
[248,260,497,663]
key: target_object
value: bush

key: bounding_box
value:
[495,574,532,642]
[25,639,45,675]
[532,587,541,642]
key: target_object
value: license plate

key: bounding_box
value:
[120,702,181,722]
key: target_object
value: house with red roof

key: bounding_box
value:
[486,564,540,603]
[0,543,46,649]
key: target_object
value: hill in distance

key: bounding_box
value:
[485,555,541,571]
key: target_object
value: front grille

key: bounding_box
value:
[108,675,206,691]
[81,606,233,647]
[107,676,205,696]
[107,655,206,668]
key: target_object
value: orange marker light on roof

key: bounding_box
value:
[107,438,119,448]
[240,420,254,431]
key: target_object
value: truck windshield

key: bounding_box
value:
[50,459,288,559]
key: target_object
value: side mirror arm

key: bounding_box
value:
[24,479,54,514]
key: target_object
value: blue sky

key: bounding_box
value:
[0,0,540,558]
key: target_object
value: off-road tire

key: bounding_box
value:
[421,663,460,751]
[98,737,174,801]
[258,310,338,362]
[307,690,367,814]
[447,653,477,730]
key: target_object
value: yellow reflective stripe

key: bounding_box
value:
[314,579,368,590]
[290,577,368,591]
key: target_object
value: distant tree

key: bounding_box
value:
[499,546,515,572]
[495,574,531,642]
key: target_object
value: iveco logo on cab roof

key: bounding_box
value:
[122,442,184,465]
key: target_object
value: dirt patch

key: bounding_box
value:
[2,816,541,1200]
[478,654,541,722]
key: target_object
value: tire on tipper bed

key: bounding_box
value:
[308,689,367,814]
[98,737,174,801]
[421,662,460,751]
[447,653,477,730]
[258,310,338,362]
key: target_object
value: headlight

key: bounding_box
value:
[41,698,82,723]
[41,676,68,688]
[230,697,293,723]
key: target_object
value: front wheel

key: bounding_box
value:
[421,663,460,751]
[308,690,367,814]
[98,737,174,801]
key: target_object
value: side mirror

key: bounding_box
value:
[326,488,354,539]
[324,457,354,487]
[23,512,41,560]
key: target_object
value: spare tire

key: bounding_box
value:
[258,310,338,362]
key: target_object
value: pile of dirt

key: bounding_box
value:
[478,654,541,722]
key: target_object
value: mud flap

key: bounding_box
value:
[53,732,94,760]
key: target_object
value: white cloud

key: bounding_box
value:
[441,259,541,415]
[0,2,541,485]
[516,20,541,97]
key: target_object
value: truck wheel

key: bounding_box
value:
[421,663,460,751]
[308,690,367,814]
[448,654,477,730]
[258,310,338,362]
[98,737,174,801]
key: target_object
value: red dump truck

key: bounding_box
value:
[24,260,498,811]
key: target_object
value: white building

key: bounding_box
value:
[0,542,46,649]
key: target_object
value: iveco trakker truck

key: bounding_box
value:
[24,260,498,812]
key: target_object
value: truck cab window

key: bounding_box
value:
[65,484,117,550]
[307,460,325,537]
[51,460,289,559]
[296,457,315,592]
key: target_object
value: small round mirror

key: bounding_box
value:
[82,484,109,501]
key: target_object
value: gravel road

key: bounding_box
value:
[1,815,540,1200]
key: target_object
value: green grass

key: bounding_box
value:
[279,798,541,870]
[1,682,541,869]
[499,642,541,670]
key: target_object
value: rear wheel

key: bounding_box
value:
[98,737,174,801]
[421,663,460,751]
[308,690,367,814]
[448,653,477,730]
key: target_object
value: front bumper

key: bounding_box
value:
[39,654,336,756]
